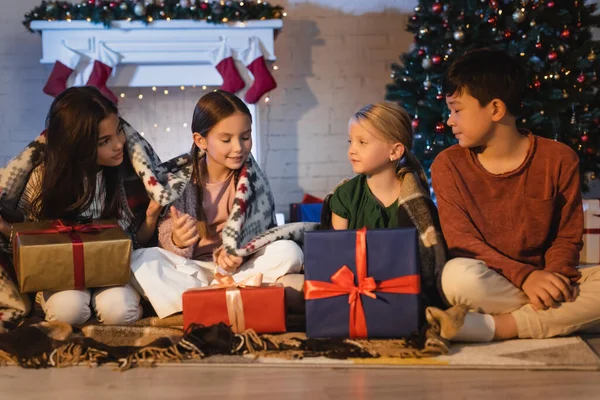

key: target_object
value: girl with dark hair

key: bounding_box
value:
[130,90,304,318]
[0,86,161,325]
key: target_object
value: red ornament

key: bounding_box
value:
[432,2,443,14]
[435,122,446,133]
[489,0,498,7]
[488,16,497,25]
[109,2,117,8]
[548,1,555,8]
[581,135,589,143]
[560,28,571,39]
[418,48,426,57]
[533,80,541,90]
[88,0,95,5]
[547,51,558,61]
[411,118,420,130]
[503,29,513,39]
[587,148,595,155]
[200,2,209,10]
[442,19,449,28]
[436,93,444,100]
[578,73,586,83]
[411,14,418,22]
[432,55,442,65]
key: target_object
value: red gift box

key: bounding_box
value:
[182,273,286,333]
[581,199,600,265]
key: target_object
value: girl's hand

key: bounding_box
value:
[171,206,200,249]
[146,200,163,223]
[214,247,244,273]
[0,215,10,239]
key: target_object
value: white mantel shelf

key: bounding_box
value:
[30,19,282,87]
[30,19,283,163]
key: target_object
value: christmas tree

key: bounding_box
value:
[386,0,600,191]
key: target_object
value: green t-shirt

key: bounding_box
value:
[329,175,400,229]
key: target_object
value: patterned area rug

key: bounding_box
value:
[1,317,599,371]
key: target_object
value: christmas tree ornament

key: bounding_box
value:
[432,55,442,65]
[581,134,589,142]
[533,79,541,90]
[547,51,558,61]
[547,1,555,8]
[578,73,586,83]
[488,16,497,25]
[414,5,421,12]
[419,26,430,37]
[453,29,465,41]
[134,2,146,16]
[530,20,536,27]
[562,90,569,99]
[588,50,597,61]
[432,2,443,14]
[560,28,571,39]
[412,117,420,130]
[512,10,525,23]
[435,122,445,133]
[422,56,432,70]
[423,76,432,89]
[411,14,418,22]
[535,36,542,49]
[46,2,56,12]
[179,0,190,6]
[120,2,128,10]
[436,90,444,100]
[418,48,426,56]
[503,29,513,39]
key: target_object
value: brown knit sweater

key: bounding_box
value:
[431,133,584,288]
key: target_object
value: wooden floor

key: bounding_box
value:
[1,366,600,399]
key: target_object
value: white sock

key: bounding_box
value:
[452,312,496,343]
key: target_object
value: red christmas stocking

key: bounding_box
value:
[86,43,121,104]
[212,40,245,94]
[244,37,277,104]
[43,61,74,98]
[42,45,81,98]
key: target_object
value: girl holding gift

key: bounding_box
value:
[130,90,304,319]
[0,86,162,325]
[321,102,447,308]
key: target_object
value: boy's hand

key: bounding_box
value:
[522,270,576,310]
[171,206,200,249]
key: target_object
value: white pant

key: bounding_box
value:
[38,284,142,326]
[131,240,304,318]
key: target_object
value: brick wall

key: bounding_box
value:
[1,1,598,215]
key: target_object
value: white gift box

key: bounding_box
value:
[580,199,600,265]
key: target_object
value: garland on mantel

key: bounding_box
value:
[23,0,285,32]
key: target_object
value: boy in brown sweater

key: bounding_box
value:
[429,48,600,342]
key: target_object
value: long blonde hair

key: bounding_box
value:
[351,102,428,190]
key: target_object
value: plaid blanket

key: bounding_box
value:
[0,120,316,323]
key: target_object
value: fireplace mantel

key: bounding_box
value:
[30,19,283,163]
[30,20,282,87]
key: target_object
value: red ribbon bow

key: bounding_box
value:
[14,220,118,290]
[304,227,421,338]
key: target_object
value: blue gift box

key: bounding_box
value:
[304,228,423,338]
[289,203,323,223]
